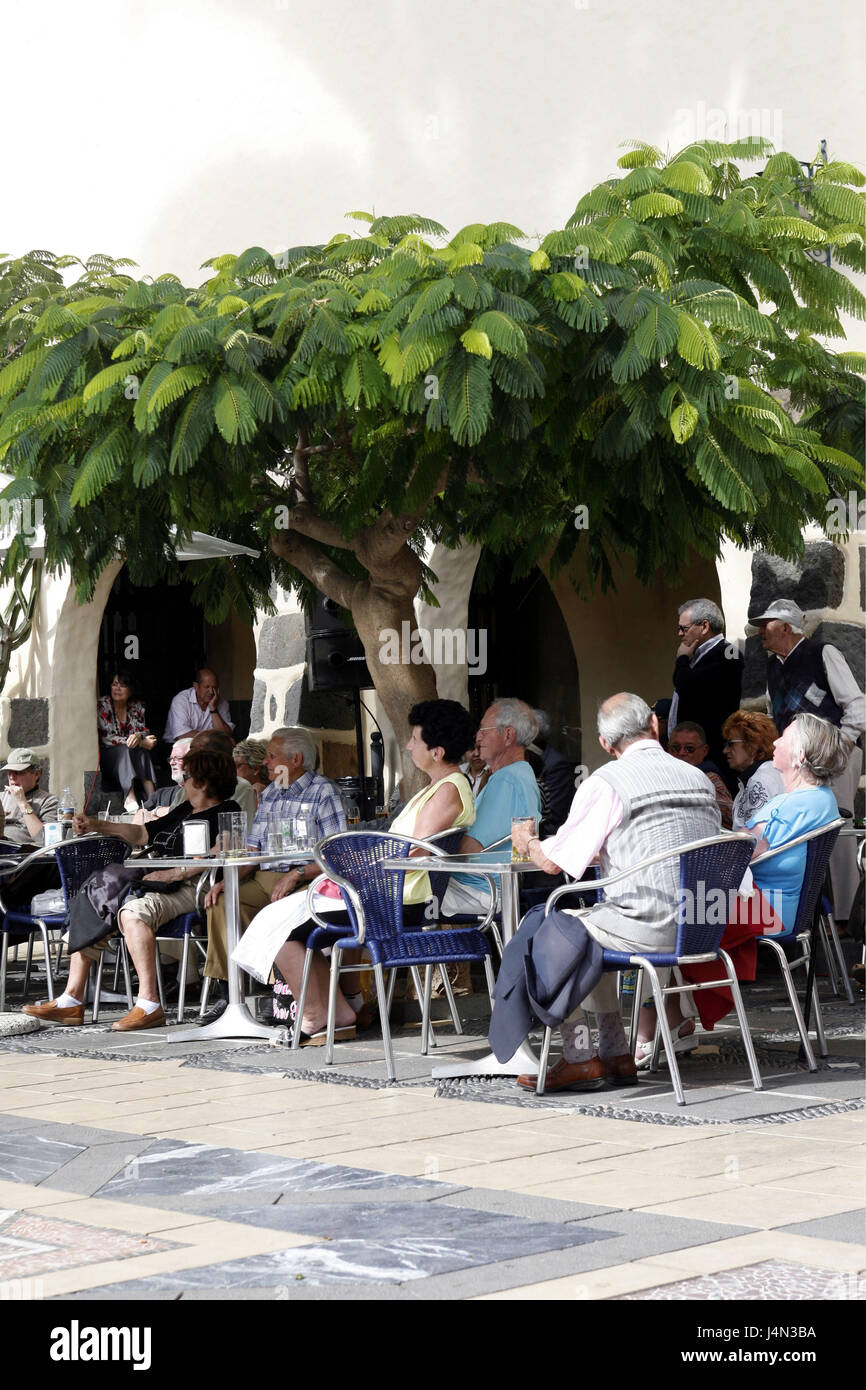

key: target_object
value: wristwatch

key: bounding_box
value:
[22,802,34,815]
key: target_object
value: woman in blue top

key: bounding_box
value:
[640,712,848,1049]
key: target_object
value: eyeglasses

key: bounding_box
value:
[677,622,698,634]
[669,744,701,753]
[477,725,499,735]
[723,740,744,747]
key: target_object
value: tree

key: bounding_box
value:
[1,138,863,773]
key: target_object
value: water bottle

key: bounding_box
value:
[59,786,75,839]
[295,803,313,851]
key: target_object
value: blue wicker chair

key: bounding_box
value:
[294,830,498,1080]
[0,836,130,1010]
[534,833,760,1106]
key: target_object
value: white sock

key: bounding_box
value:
[135,996,161,1015]
[55,991,82,1008]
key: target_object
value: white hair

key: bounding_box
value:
[679,598,725,634]
[270,726,317,771]
[597,693,654,749]
[490,698,538,748]
[789,714,849,784]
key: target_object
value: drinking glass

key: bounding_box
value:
[218,811,247,858]
[511,816,537,863]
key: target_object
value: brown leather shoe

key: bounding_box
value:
[518,1055,606,1093]
[111,1004,165,1032]
[602,1052,639,1085]
[22,999,84,1026]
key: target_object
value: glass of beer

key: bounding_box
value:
[511,816,537,863]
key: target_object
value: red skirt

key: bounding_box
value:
[679,888,786,1030]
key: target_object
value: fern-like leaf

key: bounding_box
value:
[70,424,131,507]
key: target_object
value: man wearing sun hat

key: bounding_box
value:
[751,598,865,916]
[0,749,59,845]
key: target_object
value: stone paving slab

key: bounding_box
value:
[776,1209,866,1244]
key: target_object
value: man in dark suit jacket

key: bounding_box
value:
[670,598,743,791]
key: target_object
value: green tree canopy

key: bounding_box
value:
[1,137,863,746]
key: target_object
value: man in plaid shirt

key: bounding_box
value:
[203,727,346,981]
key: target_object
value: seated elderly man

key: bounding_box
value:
[441,698,542,918]
[161,732,256,828]
[163,667,234,744]
[1,749,60,846]
[496,693,721,1093]
[138,737,192,815]
[202,726,346,985]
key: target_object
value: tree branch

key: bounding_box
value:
[270,529,361,610]
[286,503,352,550]
[292,426,311,502]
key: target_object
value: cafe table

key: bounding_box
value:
[380,852,547,1078]
[152,850,313,1044]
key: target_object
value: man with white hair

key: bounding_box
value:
[505,693,721,1093]
[441,698,542,918]
[753,598,865,916]
[671,597,743,786]
[202,726,345,983]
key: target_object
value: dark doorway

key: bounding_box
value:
[468,559,581,764]
[98,569,255,767]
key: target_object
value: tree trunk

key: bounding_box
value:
[271,524,437,798]
[352,582,437,798]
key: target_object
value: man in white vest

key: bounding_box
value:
[510,692,721,1093]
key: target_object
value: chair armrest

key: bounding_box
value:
[544,832,756,916]
[194,869,216,910]
[304,874,348,930]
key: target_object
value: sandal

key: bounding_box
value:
[635,1021,697,1069]
[293,1024,357,1047]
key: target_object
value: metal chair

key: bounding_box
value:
[0,835,131,1010]
[751,819,844,1068]
[294,830,498,1081]
[534,833,761,1106]
[816,894,856,1005]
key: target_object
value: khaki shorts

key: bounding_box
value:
[76,882,200,961]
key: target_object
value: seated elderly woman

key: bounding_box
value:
[232,699,478,1045]
[232,738,269,802]
[97,670,158,812]
[635,712,848,1054]
[23,750,239,1034]
[721,709,784,829]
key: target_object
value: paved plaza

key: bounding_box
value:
[0,971,862,1302]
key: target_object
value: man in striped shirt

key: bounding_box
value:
[203,727,346,982]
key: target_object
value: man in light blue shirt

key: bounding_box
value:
[442,698,542,915]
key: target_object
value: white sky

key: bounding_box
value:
[3,0,865,304]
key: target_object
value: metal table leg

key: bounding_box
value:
[166,863,274,1043]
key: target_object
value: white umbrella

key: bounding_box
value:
[0,478,260,560]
